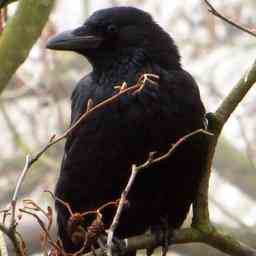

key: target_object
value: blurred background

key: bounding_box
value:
[1,0,256,255]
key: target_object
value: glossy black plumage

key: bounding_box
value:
[47,7,208,254]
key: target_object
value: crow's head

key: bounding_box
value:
[47,7,180,69]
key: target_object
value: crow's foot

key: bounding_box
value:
[147,218,174,256]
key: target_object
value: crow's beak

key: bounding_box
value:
[46,29,103,51]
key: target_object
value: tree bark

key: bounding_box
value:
[0,0,55,95]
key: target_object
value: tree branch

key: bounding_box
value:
[84,228,256,256]
[204,0,256,37]
[192,0,256,230]
[0,0,55,94]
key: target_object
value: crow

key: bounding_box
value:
[47,6,208,255]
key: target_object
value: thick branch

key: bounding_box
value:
[0,0,55,94]
[193,2,256,230]
[215,61,256,130]
[84,228,256,256]
[193,49,256,228]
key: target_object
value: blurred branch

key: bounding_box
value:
[204,0,256,37]
[214,138,255,197]
[0,103,58,169]
[210,196,254,233]
[1,87,31,102]
[0,0,55,95]
[0,230,8,256]
[0,103,30,152]
[0,0,17,9]
[236,115,256,170]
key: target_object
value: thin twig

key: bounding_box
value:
[22,199,54,255]
[139,129,212,168]
[204,0,256,37]
[12,155,31,203]
[106,165,138,256]
[19,209,60,252]
[29,74,158,169]
[11,155,31,228]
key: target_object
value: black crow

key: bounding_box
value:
[47,6,208,254]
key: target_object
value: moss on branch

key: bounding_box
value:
[0,0,55,94]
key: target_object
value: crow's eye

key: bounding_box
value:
[107,24,118,34]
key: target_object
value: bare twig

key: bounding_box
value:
[204,0,256,37]
[19,208,60,253]
[11,155,31,225]
[22,200,54,254]
[193,1,256,229]
[0,102,58,169]
[106,164,137,256]
[28,74,159,170]
[0,156,33,256]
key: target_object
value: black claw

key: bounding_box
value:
[146,246,155,256]
[148,218,174,256]
[161,227,174,256]
[112,236,127,256]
